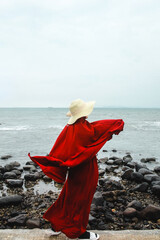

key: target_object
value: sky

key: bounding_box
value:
[0,0,160,108]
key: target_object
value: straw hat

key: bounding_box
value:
[66,99,96,125]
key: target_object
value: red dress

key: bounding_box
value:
[28,117,124,238]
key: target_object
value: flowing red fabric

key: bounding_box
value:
[28,117,124,238]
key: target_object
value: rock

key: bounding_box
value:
[135,163,147,172]
[0,195,23,206]
[102,150,108,152]
[109,156,119,160]
[98,221,108,230]
[23,165,36,171]
[154,166,160,174]
[123,207,137,218]
[123,154,132,160]
[0,173,3,180]
[151,185,160,197]
[131,172,144,183]
[133,182,149,192]
[121,169,134,180]
[25,161,35,165]
[127,200,143,211]
[24,172,40,181]
[8,214,27,226]
[43,175,52,182]
[104,180,124,191]
[92,191,104,206]
[11,161,21,167]
[26,218,40,228]
[4,164,14,172]
[141,157,156,163]
[99,170,105,177]
[89,214,97,224]
[144,174,160,183]
[105,212,114,222]
[3,171,17,179]
[112,149,117,152]
[151,180,160,186]
[126,162,136,168]
[113,158,124,165]
[1,155,12,159]
[106,160,114,165]
[140,204,160,220]
[0,166,5,173]
[12,169,22,176]
[5,179,23,188]
[99,157,108,163]
[138,168,153,175]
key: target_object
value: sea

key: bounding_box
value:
[0,107,160,170]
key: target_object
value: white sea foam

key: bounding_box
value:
[48,125,64,130]
[131,121,160,130]
[0,126,30,131]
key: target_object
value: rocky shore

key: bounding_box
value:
[0,151,160,230]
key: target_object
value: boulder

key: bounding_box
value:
[113,158,124,165]
[123,207,137,218]
[127,200,143,211]
[24,172,40,181]
[151,185,160,197]
[135,163,147,172]
[131,172,144,183]
[10,161,21,167]
[141,158,156,163]
[23,165,36,171]
[106,160,114,165]
[5,179,23,188]
[154,166,160,174]
[138,168,153,175]
[126,162,136,168]
[0,166,5,174]
[104,180,124,191]
[26,218,40,229]
[0,173,3,180]
[112,149,117,152]
[140,204,160,220]
[144,174,160,183]
[99,157,108,163]
[105,212,114,222]
[3,172,17,179]
[43,175,52,182]
[1,155,12,159]
[12,169,22,176]
[133,182,149,192]
[121,169,134,180]
[8,214,27,226]
[109,156,119,160]
[0,195,22,206]
[4,164,14,172]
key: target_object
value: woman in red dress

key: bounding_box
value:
[28,99,124,240]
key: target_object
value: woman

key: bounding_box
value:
[28,99,124,240]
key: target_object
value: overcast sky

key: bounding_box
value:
[0,0,160,108]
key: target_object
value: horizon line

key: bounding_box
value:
[0,106,160,109]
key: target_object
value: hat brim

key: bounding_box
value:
[67,101,95,125]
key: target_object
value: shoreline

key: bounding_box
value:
[0,151,160,230]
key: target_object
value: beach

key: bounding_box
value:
[0,150,160,230]
[0,108,160,231]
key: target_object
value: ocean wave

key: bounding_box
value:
[0,126,30,131]
[48,125,64,130]
[131,121,160,130]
